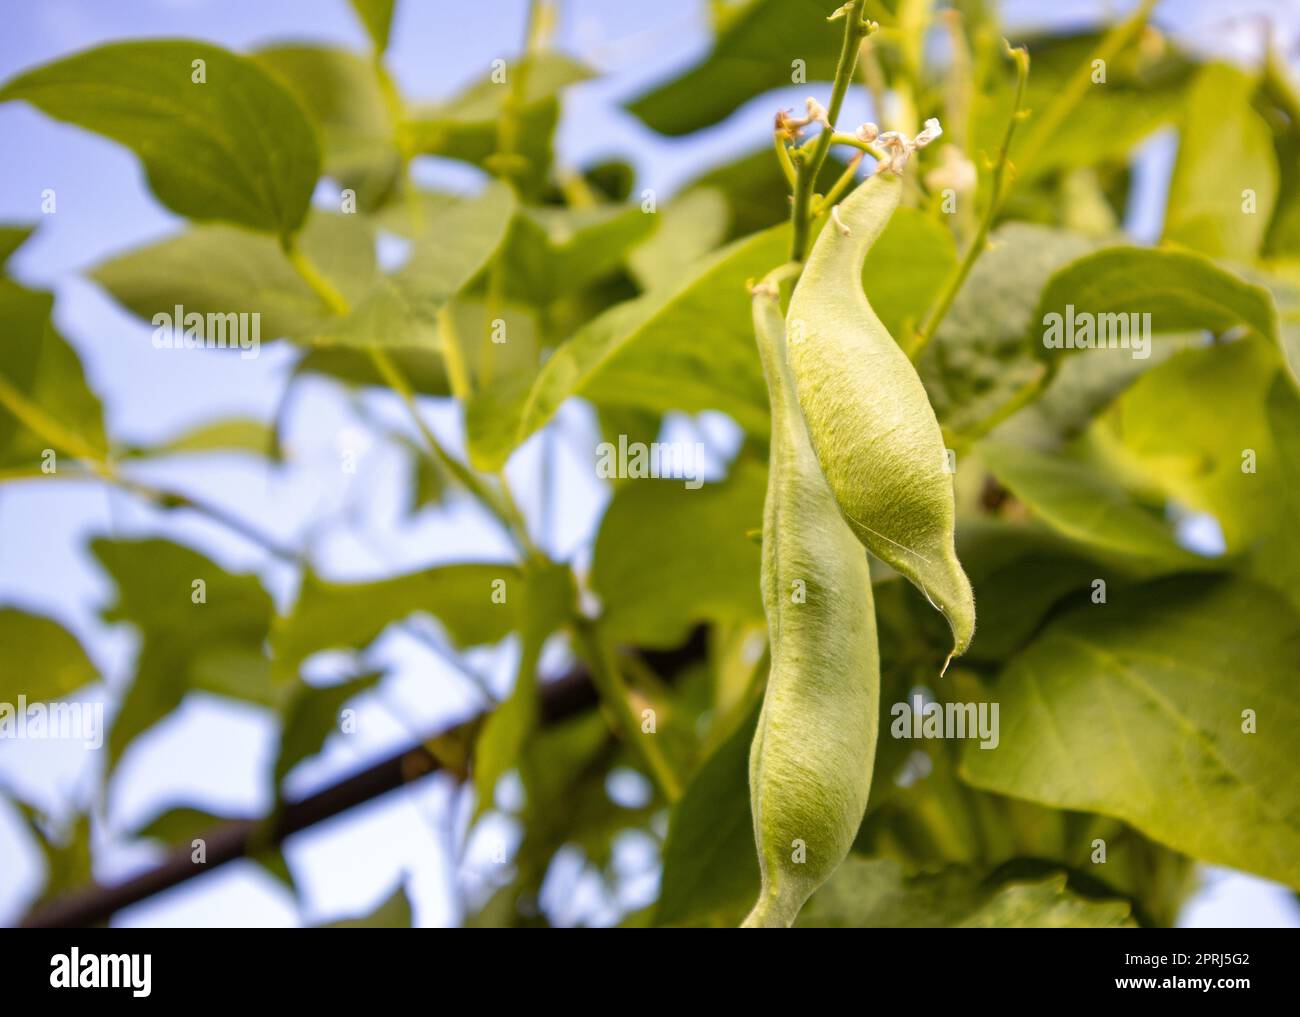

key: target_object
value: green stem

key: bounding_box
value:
[790,0,873,262]
[574,618,683,803]
[911,42,1029,361]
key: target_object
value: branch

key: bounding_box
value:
[19,629,707,928]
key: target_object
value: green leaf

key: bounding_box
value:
[122,416,275,461]
[862,206,957,342]
[324,881,413,927]
[592,458,765,647]
[1101,339,1300,612]
[917,224,1095,436]
[91,212,377,343]
[311,182,516,349]
[502,204,656,306]
[471,562,577,821]
[0,40,321,239]
[1164,63,1277,261]
[1033,246,1285,371]
[134,805,228,844]
[93,537,274,768]
[271,562,522,680]
[0,608,97,703]
[0,280,107,469]
[467,225,788,473]
[348,0,397,53]
[274,671,383,789]
[961,574,1300,889]
[977,441,1206,569]
[655,699,761,927]
[400,54,590,196]
[625,0,841,136]
[799,858,1133,927]
[8,800,94,907]
[254,44,402,211]
[628,188,729,292]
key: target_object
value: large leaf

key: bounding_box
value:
[271,562,522,680]
[978,441,1206,569]
[400,53,590,196]
[655,700,761,927]
[863,206,956,343]
[254,44,402,211]
[502,204,655,307]
[0,224,35,267]
[628,188,729,292]
[1033,246,1286,376]
[0,40,321,239]
[311,182,516,349]
[961,575,1300,889]
[466,225,788,473]
[591,458,765,647]
[0,280,107,469]
[0,608,97,703]
[91,213,377,343]
[1100,340,1300,612]
[93,537,274,768]
[799,858,1133,927]
[1164,63,1277,261]
[625,0,842,136]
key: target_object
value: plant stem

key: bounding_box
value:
[911,42,1029,361]
[573,618,683,803]
[790,0,873,262]
[1014,0,1158,177]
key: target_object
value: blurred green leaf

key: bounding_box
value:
[348,0,397,53]
[1164,63,1276,261]
[323,881,413,927]
[274,671,383,789]
[863,206,956,342]
[592,458,765,647]
[0,40,321,239]
[93,537,274,768]
[0,280,107,470]
[254,44,402,211]
[122,417,276,461]
[92,213,377,343]
[626,0,841,136]
[400,53,590,197]
[472,562,577,822]
[0,608,97,703]
[1101,339,1300,612]
[271,562,522,680]
[628,189,729,291]
[0,223,36,267]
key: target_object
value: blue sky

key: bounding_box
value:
[1,0,1297,927]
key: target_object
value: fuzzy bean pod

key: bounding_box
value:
[786,173,975,659]
[743,278,879,928]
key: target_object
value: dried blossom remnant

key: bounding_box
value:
[873,117,944,175]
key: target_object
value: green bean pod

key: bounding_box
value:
[786,173,975,659]
[743,280,879,928]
